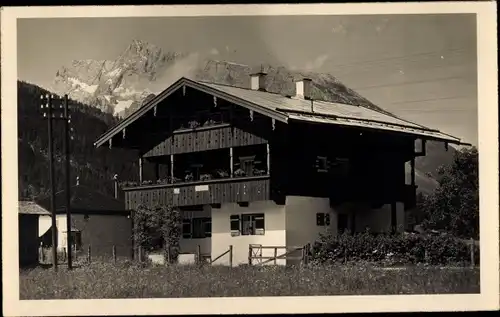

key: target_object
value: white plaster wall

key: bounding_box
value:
[211,201,286,266]
[39,214,68,250]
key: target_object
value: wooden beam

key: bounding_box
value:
[108,138,112,149]
[249,109,254,122]
[272,118,276,131]
[266,143,270,175]
[122,128,126,139]
[182,85,186,96]
[410,158,415,186]
[229,147,234,177]
[153,105,157,117]
[138,157,143,184]
[213,96,217,107]
[170,154,175,184]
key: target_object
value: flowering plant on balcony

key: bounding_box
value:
[203,118,218,127]
[142,180,153,185]
[253,168,267,176]
[119,180,138,188]
[234,168,246,177]
[188,120,201,129]
[184,172,194,182]
[156,178,170,184]
[200,173,213,181]
[215,169,230,179]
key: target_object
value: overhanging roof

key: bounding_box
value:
[94,76,465,147]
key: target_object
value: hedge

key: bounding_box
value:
[311,231,480,266]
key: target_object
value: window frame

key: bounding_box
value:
[182,217,212,239]
[236,213,265,236]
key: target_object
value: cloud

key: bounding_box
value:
[304,54,330,71]
[209,48,219,55]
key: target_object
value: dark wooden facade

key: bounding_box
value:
[103,82,419,212]
[124,176,271,209]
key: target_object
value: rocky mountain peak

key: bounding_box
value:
[49,39,388,118]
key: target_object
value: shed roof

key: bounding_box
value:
[18,201,51,215]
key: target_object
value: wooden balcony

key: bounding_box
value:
[123,175,271,209]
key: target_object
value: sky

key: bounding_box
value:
[17,14,478,145]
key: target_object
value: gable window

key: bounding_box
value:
[316,156,329,173]
[229,213,265,236]
[316,213,331,227]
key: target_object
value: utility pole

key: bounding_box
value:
[41,93,73,271]
[62,94,73,270]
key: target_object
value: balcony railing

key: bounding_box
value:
[123,175,271,209]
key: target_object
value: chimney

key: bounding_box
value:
[295,77,312,100]
[250,71,267,91]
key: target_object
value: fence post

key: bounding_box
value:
[248,244,252,266]
[62,247,67,263]
[113,245,117,264]
[138,246,143,263]
[301,246,305,266]
[87,245,91,264]
[470,238,475,268]
[273,247,277,265]
[196,245,201,266]
[229,245,233,267]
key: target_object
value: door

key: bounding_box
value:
[338,213,348,234]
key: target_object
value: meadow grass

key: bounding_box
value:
[20,260,479,299]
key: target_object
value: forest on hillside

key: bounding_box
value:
[17,81,140,200]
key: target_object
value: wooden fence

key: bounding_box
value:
[248,244,311,266]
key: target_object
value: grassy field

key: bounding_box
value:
[20,261,479,299]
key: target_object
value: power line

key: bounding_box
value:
[327,47,467,71]
[389,95,476,106]
[351,75,468,91]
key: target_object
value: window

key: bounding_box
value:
[68,231,82,251]
[182,217,211,239]
[242,214,265,236]
[316,213,331,226]
[230,214,265,236]
[316,156,329,173]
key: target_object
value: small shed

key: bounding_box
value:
[36,181,134,259]
[18,201,50,267]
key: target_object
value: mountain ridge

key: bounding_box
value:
[34,39,458,194]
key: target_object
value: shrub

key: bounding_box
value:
[311,231,479,266]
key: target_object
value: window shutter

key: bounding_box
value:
[325,213,331,226]
[255,214,265,235]
[182,219,192,238]
[230,215,240,236]
[204,218,212,238]
[316,213,325,226]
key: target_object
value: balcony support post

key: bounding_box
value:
[266,143,270,175]
[138,157,143,184]
[410,157,415,186]
[170,154,175,184]
[229,147,234,178]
